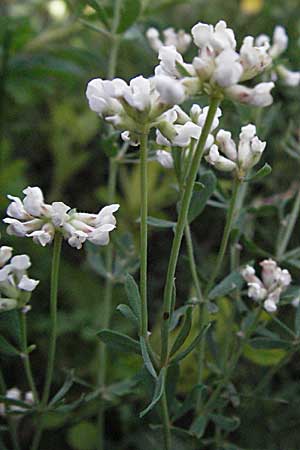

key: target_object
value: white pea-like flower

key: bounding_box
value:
[255,26,300,88]
[156,150,174,169]
[0,246,39,313]
[0,387,34,417]
[146,27,191,54]
[225,82,275,107]
[205,123,266,176]
[156,104,220,150]
[4,187,119,250]
[241,259,292,312]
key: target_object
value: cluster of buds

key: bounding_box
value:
[154,20,275,106]
[146,27,191,54]
[0,388,34,417]
[241,259,291,312]
[155,104,221,168]
[0,246,39,313]
[205,124,266,177]
[256,26,300,87]
[4,187,119,250]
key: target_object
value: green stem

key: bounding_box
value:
[19,311,39,403]
[276,188,300,259]
[30,233,62,450]
[205,177,241,297]
[140,132,149,338]
[185,225,202,302]
[160,97,221,367]
[107,0,122,80]
[160,392,171,450]
[0,370,20,450]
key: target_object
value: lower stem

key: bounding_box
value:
[140,132,149,338]
[276,187,300,259]
[160,392,171,450]
[30,233,62,450]
[160,97,221,366]
[19,311,39,403]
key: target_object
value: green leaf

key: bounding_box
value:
[210,414,240,431]
[169,304,191,331]
[146,216,176,228]
[139,368,166,418]
[249,337,292,350]
[97,329,141,355]
[49,371,74,406]
[189,415,207,439]
[208,271,244,300]
[243,344,286,366]
[170,307,193,357]
[188,171,217,223]
[116,304,139,328]
[117,0,141,33]
[140,336,157,379]
[124,274,141,324]
[0,335,19,356]
[244,163,272,182]
[171,324,211,364]
[295,304,300,337]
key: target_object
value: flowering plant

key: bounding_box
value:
[1,3,300,450]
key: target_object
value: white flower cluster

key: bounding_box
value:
[0,246,39,313]
[241,259,291,312]
[205,124,266,176]
[155,20,275,106]
[86,75,187,145]
[146,27,191,54]
[0,388,34,417]
[87,20,281,146]
[4,187,119,250]
[155,104,221,169]
[256,26,300,87]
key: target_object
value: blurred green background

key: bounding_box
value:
[1,0,300,449]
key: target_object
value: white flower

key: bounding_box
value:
[4,187,119,249]
[213,49,243,87]
[205,144,237,172]
[146,27,191,54]
[237,124,266,170]
[225,82,274,107]
[122,76,152,112]
[277,65,300,87]
[192,20,236,53]
[241,260,291,312]
[0,246,13,267]
[0,388,34,417]
[240,36,271,79]
[85,78,126,117]
[155,45,194,78]
[22,187,45,217]
[153,75,186,105]
[206,123,266,174]
[269,26,288,58]
[0,246,39,312]
[156,150,174,169]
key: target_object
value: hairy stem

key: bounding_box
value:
[30,233,62,450]
[19,311,39,403]
[277,187,300,259]
[139,132,149,338]
[160,97,221,367]
[160,391,172,450]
